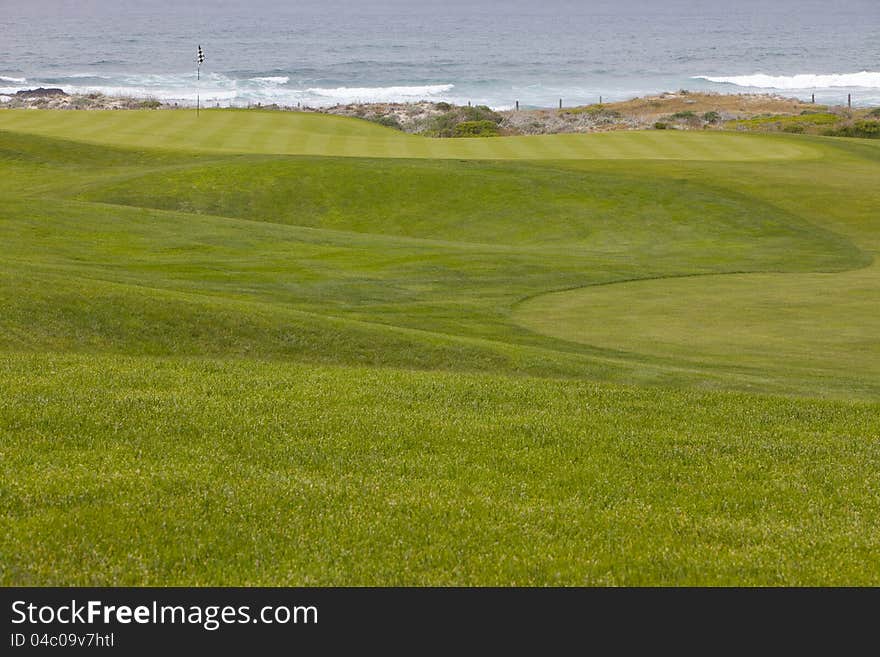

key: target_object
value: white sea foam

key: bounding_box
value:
[6,72,637,109]
[66,73,113,79]
[305,84,455,102]
[251,76,289,85]
[694,71,880,90]
[0,76,26,84]
[26,71,458,107]
[71,85,240,104]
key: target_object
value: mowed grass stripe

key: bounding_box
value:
[215,114,270,151]
[117,108,177,140]
[193,111,241,149]
[627,131,699,160]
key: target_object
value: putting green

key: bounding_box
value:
[514,264,880,394]
[0,108,818,160]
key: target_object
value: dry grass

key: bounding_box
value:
[588,91,823,121]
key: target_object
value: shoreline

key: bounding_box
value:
[3,88,878,138]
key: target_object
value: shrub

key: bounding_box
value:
[654,122,668,130]
[824,120,880,139]
[423,105,503,137]
[372,115,402,130]
[425,112,460,137]
[564,106,621,119]
[435,102,452,111]
[454,120,500,137]
[782,124,805,133]
[849,120,880,138]
[461,105,503,124]
[703,111,721,123]
[667,110,702,128]
[868,107,880,118]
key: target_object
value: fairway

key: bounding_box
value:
[1,109,879,585]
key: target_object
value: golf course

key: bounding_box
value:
[1,108,878,585]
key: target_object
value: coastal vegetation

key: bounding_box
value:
[825,119,880,139]
[1,108,879,585]
[419,104,503,137]
[7,89,878,139]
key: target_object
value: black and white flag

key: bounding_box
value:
[197,45,205,66]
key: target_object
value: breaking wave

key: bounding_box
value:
[305,84,455,103]
[693,71,880,90]
[0,72,458,107]
[251,76,290,85]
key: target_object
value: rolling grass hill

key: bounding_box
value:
[1,109,878,585]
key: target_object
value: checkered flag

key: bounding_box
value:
[196,45,205,114]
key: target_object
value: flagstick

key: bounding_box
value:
[196,45,204,117]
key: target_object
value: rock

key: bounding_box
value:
[15,87,68,98]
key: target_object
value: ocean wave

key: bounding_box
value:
[251,76,290,85]
[305,84,455,102]
[59,85,240,104]
[32,77,459,107]
[5,69,457,105]
[694,71,880,89]
[65,73,113,79]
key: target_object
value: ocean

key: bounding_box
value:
[1,0,879,108]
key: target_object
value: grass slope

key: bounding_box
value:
[1,110,879,584]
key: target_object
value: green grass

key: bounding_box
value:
[1,109,879,585]
[3,353,879,585]
[0,108,818,160]
[515,268,880,397]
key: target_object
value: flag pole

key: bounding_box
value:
[196,44,204,117]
